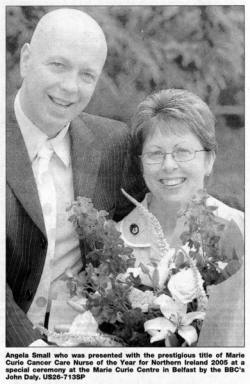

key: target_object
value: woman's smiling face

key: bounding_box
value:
[141,122,215,206]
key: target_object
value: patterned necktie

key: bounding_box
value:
[36,142,56,239]
[27,141,57,326]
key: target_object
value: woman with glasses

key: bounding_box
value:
[117,88,243,281]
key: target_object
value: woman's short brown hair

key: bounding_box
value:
[131,89,217,159]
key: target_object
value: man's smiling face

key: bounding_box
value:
[19,11,107,137]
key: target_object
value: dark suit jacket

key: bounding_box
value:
[6,104,145,347]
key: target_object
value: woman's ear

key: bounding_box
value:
[205,150,216,176]
[20,43,31,78]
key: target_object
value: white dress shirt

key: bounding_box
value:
[14,93,82,335]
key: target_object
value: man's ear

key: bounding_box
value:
[20,43,31,78]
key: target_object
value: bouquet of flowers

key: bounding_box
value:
[37,189,241,347]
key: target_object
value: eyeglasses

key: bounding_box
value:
[140,148,210,164]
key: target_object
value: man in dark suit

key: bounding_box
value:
[6,8,143,346]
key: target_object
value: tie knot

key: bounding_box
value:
[37,142,54,161]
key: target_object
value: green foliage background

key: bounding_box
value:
[6,5,244,210]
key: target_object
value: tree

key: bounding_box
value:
[7,5,244,121]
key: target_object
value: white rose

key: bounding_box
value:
[168,268,204,304]
[128,287,155,312]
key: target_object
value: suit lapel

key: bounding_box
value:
[69,116,102,200]
[6,106,102,236]
[6,105,46,237]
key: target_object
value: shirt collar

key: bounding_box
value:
[49,126,71,167]
[14,91,71,167]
